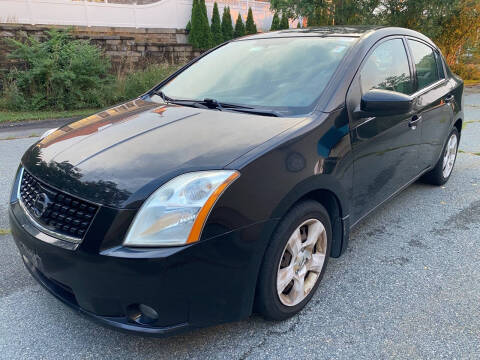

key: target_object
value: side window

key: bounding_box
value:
[360,39,413,95]
[435,51,445,79]
[408,40,440,89]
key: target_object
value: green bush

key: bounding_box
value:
[270,13,280,31]
[245,8,258,35]
[0,28,181,112]
[234,14,245,38]
[2,29,111,111]
[211,2,223,46]
[189,0,213,50]
[188,0,198,44]
[221,6,234,41]
[280,13,290,29]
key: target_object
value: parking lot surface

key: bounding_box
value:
[0,89,479,359]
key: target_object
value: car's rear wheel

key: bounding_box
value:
[422,128,459,186]
[256,200,331,320]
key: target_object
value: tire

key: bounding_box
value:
[255,200,332,321]
[422,128,459,186]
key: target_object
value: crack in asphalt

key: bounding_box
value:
[431,199,480,236]
[238,315,302,360]
[444,199,480,230]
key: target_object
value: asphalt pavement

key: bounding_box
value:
[0,89,479,359]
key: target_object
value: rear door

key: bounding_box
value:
[406,39,454,170]
[347,37,420,224]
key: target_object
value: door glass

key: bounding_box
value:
[408,40,440,90]
[360,39,413,95]
[435,51,445,79]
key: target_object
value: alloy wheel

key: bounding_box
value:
[442,133,458,179]
[276,218,327,307]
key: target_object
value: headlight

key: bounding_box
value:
[123,170,240,247]
[40,128,58,140]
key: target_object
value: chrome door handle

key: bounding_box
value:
[409,115,422,130]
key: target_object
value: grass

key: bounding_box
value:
[0,109,98,124]
[0,63,181,124]
[464,79,480,86]
[109,64,179,102]
[458,149,480,156]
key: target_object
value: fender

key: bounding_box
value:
[270,174,349,220]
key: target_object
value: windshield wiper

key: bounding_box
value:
[202,99,280,116]
[202,98,254,110]
[153,90,174,103]
[223,107,281,117]
[151,93,280,117]
[152,91,209,109]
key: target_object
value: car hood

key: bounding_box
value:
[22,99,305,208]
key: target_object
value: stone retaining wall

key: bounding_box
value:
[0,24,199,76]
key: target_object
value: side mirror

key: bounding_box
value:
[359,89,413,117]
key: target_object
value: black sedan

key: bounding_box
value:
[9,26,463,335]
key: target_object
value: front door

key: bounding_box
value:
[346,37,421,224]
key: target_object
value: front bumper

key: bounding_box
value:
[9,201,277,336]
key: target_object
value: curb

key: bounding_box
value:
[0,116,83,130]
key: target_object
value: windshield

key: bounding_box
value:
[158,37,357,115]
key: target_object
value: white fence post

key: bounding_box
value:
[83,0,90,27]
[26,0,35,25]
[134,2,138,28]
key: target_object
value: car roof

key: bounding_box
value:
[242,26,385,40]
[236,26,434,46]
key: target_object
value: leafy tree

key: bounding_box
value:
[245,7,258,35]
[221,6,234,41]
[376,0,480,65]
[211,2,223,46]
[306,2,332,26]
[270,12,280,31]
[186,20,191,33]
[333,0,379,25]
[268,0,480,76]
[280,13,290,29]
[433,0,480,66]
[234,14,245,38]
[271,0,378,26]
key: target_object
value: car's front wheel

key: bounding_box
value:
[256,200,332,320]
[422,128,459,186]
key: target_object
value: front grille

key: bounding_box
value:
[19,169,98,241]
